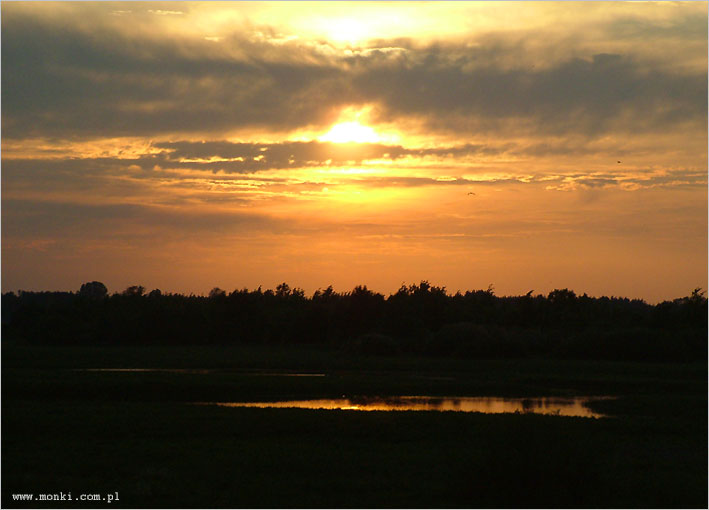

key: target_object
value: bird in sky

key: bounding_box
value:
[467,192,476,195]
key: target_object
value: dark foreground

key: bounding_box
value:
[3,344,707,508]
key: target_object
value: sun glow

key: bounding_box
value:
[325,18,369,44]
[319,121,381,144]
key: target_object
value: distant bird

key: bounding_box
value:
[467,192,476,195]
[617,161,621,164]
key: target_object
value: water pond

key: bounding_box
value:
[202,395,611,418]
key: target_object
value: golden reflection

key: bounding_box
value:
[205,396,611,418]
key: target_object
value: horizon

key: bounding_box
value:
[2,1,707,305]
[6,279,704,305]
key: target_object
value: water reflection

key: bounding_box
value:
[204,396,610,418]
[77,368,325,377]
[80,368,213,374]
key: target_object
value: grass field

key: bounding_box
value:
[2,343,707,508]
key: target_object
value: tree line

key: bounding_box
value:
[2,281,706,362]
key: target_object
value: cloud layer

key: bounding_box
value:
[3,3,706,141]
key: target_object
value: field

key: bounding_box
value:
[2,343,707,508]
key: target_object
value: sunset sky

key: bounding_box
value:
[2,1,707,302]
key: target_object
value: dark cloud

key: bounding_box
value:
[607,13,708,40]
[4,142,705,199]
[153,140,505,170]
[1,11,347,138]
[361,52,706,137]
[2,7,705,140]
[1,198,287,240]
[350,176,529,189]
[1,141,507,179]
[573,177,619,188]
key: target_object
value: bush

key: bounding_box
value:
[345,333,401,356]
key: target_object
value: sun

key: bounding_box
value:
[319,121,381,144]
[326,19,369,44]
[318,106,400,144]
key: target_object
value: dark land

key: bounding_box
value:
[2,283,707,508]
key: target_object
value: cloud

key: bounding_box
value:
[148,10,183,16]
[358,51,706,138]
[2,5,705,141]
[1,198,287,240]
[150,140,509,171]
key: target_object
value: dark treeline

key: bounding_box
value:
[2,281,707,362]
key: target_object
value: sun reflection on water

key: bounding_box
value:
[202,396,611,418]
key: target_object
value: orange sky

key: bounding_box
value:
[2,1,707,302]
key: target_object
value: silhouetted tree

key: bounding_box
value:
[209,287,226,299]
[275,282,291,298]
[2,283,706,361]
[79,281,108,299]
[122,285,145,297]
